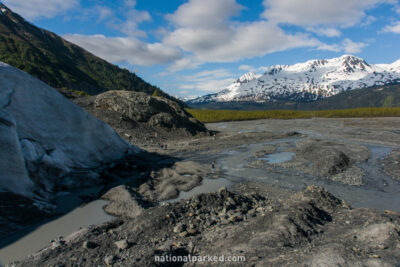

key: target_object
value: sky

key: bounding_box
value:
[3,0,400,98]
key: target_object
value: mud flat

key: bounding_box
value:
[5,117,400,266]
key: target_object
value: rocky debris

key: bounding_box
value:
[173,223,186,233]
[74,91,209,146]
[383,148,400,181]
[104,255,117,265]
[245,137,370,186]
[82,241,97,249]
[102,185,145,218]
[15,186,400,266]
[114,240,129,250]
[295,139,369,172]
[137,161,211,202]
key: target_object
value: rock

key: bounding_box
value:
[94,91,207,136]
[179,231,188,237]
[82,241,97,249]
[173,223,186,233]
[187,228,198,235]
[226,197,236,206]
[220,218,230,225]
[228,213,243,222]
[218,187,227,194]
[104,255,117,266]
[114,240,129,250]
[248,209,256,216]
[188,241,195,254]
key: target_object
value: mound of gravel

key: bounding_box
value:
[74,91,209,146]
[14,186,400,266]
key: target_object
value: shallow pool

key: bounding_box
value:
[259,152,295,164]
[0,200,114,266]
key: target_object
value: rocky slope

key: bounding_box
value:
[74,91,209,146]
[189,55,400,104]
[0,61,137,200]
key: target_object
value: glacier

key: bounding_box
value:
[0,62,137,198]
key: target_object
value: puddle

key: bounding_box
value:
[207,132,400,212]
[259,152,295,164]
[167,177,233,203]
[0,198,114,266]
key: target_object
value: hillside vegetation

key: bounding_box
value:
[0,4,177,102]
[187,107,400,123]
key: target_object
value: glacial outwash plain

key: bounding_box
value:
[0,1,400,267]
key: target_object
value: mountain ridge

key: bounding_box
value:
[189,55,400,104]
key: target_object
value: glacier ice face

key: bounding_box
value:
[190,55,400,103]
[0,62,136,197]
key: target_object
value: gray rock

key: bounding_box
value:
[104,255,117,265]
[94,91,207,136]
[173,223,186,233]
[226,197,236,206]
[228,213,243,222]
[115,239,129,250]
[179,231,188,237]
[82,241,97,249]
[218,187,227,194]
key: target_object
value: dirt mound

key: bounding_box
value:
[289,139,369,185]
[16,185,400,267]
[300,145,351,176]
[74,91,208,146]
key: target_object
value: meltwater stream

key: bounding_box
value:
[0,189,114,266]
[212,138,400,212]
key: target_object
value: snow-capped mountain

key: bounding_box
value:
[188,55,400,104]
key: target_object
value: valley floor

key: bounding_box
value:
[4,117,400,266]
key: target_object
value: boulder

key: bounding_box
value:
[94,90,207,136]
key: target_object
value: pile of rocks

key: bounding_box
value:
[164,187,269,238]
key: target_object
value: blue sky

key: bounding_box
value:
[3,0,400,98]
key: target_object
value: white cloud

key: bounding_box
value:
[63,34,182,66]
[306,27,342,37]
[166,0,243,28]
[341,38,367,53]
[119,10,152,37]
[395,4,400,14]
[383,21,400,34]
[3,0,78,20]
[102,1,152,37]
[239,65,270,73]
[95,6,114,22]
[239,65,255,71]
[361,16,377,26]
[262,0,396,27]
[169,58,202,72]
[164,0,325,63]
[124,0,137,8]
[178,69,237,92]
